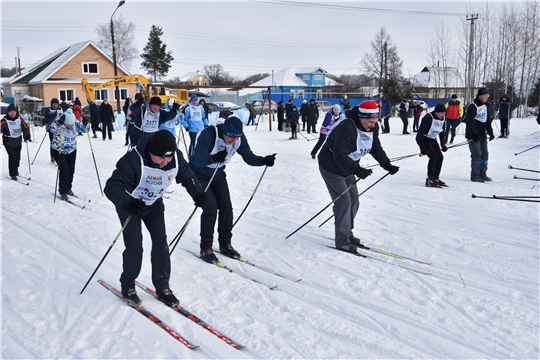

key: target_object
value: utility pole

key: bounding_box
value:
[466,14,478,104]
[17,47,21,75]
[110,0,125,114]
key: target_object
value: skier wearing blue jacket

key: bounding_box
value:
[181,93,207,155]
[159,98,182,136]
[189,116,276,263]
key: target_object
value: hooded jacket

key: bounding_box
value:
[497,95,515,120]
[464,97,494,140]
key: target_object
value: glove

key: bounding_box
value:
[356,167,372,179]
[421,148,429,155]
[262,154,276,167]
[172,102,180,112]
[441,144,448,152]
[489,134,495,141]
[194,192,207,207]
[82,117,89,126]
[125,198,145,215]
[472,134,480,142]
[58,115,65,125]
[212,149,228,163]
[384,164,399,175]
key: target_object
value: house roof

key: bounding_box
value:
[2,41,131,86]
[249,67,309,88]
[180,70,207,82]
[412,66,462,88]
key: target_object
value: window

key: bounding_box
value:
[316,90,322,99]
[82,62,99,74]
[59,89,75,102]
[94,89,108,101]
[111,88,129,101]
[314,75,323,81]
[290,90,295,99]
[298,90,304,99]
[302,75,310,80]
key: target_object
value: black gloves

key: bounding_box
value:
[441,144,448,152]
[472,134,480,142]
[384,164,399,175]
[421,148,429,155]
[172,102,180,112]
[212,149,228,163]
[356,167,372,179]
[194,192,207,207]
[489,134,495,141]
[262,154,276,167]
[126,198,145,215]
[58,115,66,125]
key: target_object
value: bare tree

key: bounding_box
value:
[361,27,403,92]
[425,23,457,98]
[94,15,138,72]
[202,64,239,85]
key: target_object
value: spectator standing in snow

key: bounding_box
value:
[88,101,101,139]
[399,97,410,134]
[496,94,515,138]
[381,94,391,133]
[307,98,319,134]
[412,101,423,133]
[276,101,285,131]
[199,99,210,123]
[340,95,351,111]
[318,100,399,253]
[104,130,205,306]
[180,93,207,155]
[444,94,464,144]
[300,99,308,131]
[311,104,343,159]
[189,117,276,263]
[73,97,82,107]
[246,102,257,126]
[99,99,115,141]
[288,105,299,139]
[1,104,31,180]
[50,108,89,200]
[464,87,495,182]
[73,102,83,136]
[285,98,293,128]
[416,104,448,188]
[122,97,132,146]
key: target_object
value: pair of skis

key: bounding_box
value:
[5,174,31,186]
[99,280,245,350]
[53,192,90,209]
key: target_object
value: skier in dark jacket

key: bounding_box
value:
[306,99,319,133]
[88,101,101,138]
[465,87,495,182]
[399,97,410,134]
[1,104,31,180]
[380,94,391,133]
[99,99,115,140]
[127,96,178,148]
[104,130,205,306]
[285,98,293,126]
[288,105,299,139]
[299,99,309,131]
[496,94,515,138]
[416,104,448,188]
[277,101,285,131]
[318,100,399,253]
[189,116,276,263]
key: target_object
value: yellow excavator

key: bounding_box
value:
[81,75,189,105]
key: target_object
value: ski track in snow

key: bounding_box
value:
[2,118,539,358]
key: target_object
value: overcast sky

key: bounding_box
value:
[1,0,516,80]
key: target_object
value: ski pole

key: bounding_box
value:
[54,129,64,203]
[471,194,540,203]
[169,165,220,256]
[513,175,539,181]
[80,215,132,294]
[285,177,363,239]
[447,140,470,149]
[233,163,271,228]
[492,195,540,199]
[296,130,308,140]
[86,130,104,196]
[31,131,49,165]
[25,140,31,174]
[508,165,540,173]
[318,172,390,228]
[366,153,419,168]
[515,144,540,156]
[526,130,539,137]
[180,127,188,156]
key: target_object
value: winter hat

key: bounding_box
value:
[6,104,17,113]
[63,109,76,125]
[148,130,176,157]
[149,96,162,106]
[434,104,447,113]
[50,98,59,106]
[477,87,489,96]
[332,104,341,113]
[303,99,307,103]
[190,93,198,102]
[357,100,380,119]
[451,94,457,99]
[168,98,176,108]
[134,93,143,101]
[222,116,243,138]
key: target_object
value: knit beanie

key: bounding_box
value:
[477,87,489,96]
[434,104,447,113]
[190,93,198,102]
[148,130,176,157]
[6,104,17,113]
[149,96,162,106]
[222,116,243,138]
[332,104,341,113]
[63,109,76,125]
[357,100,380,119]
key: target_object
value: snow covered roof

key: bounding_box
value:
[179,70,207,82]
[249,67,308,88]
[411,67,462,88]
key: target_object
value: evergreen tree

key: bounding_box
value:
[140,25,174,82]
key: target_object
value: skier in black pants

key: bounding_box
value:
[496,94,515,138]
[1,104,31,180]
[189,117,276,263]
[306,99,319,133]
[416,104,448,188]
[399,97,410,134]
[99,99,115,140]
[104,130,206,306]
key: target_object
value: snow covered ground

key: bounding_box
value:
[2,116,539,359]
